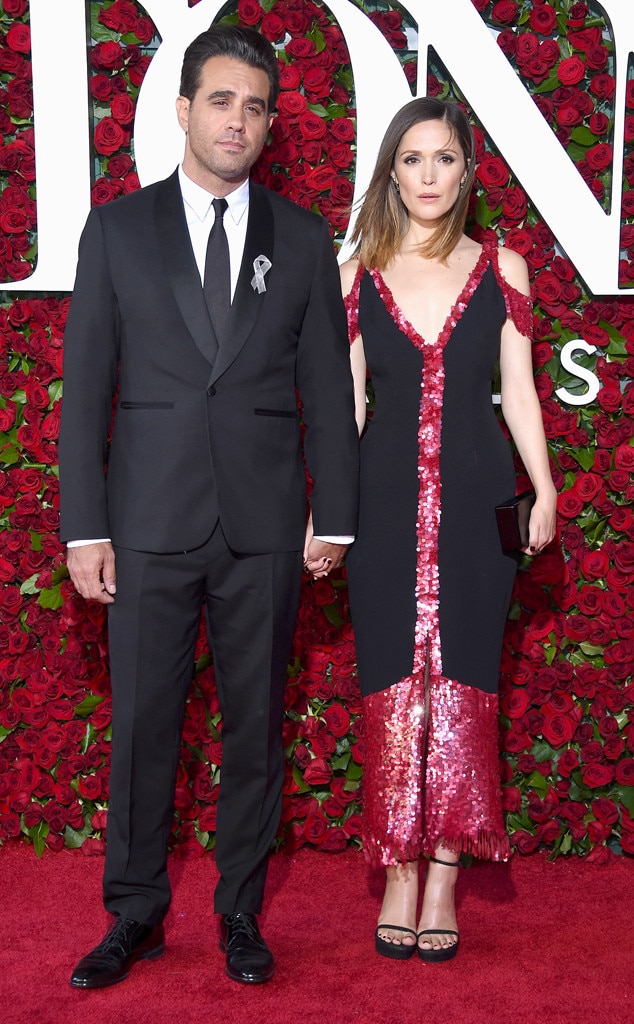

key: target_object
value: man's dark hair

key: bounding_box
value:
[179,24,280,112]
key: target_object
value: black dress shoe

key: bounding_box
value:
[219,913,275,984]
[70,916,165,988]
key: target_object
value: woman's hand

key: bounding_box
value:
[522,487,557,555]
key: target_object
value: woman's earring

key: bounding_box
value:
[391,176,400,193]
[459,174,467,190]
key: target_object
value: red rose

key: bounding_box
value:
[558,55,585,85]
[303,811,328,843]
[260,12,285,41]
[586,142,612,171]
[99,0,137,33]
[298,112,327,141]
[590,74,615,100]
[279,65,301,91]
[2,0,28,16]
[541,713,577,747]
[302,757,333,786]
[6,23,31,54]
[322,704,351,737]
[491,1,519,25]
[512,830,540,854]
[614,443,634,472]
[91,41,126,71]
[236,0,264,25]
[557,749,580,777]
[529,4,557,35]
[330,118,355,143]
[303,68,332,103]
[277,91,307,118]
[111,93,136,126]
[94,118,127,156]
[476,156,509,189]
[580,763,615,788]
[580,549,609,580]
[285,38,316,60]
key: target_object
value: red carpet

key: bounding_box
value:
[1,844,631,1024]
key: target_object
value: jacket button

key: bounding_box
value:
[207,386,216,397]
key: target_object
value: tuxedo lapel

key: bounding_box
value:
[209,183,275,385]
[154,171,219,367]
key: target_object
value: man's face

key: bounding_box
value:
[177,55,273,195]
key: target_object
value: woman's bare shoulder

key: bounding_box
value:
[339,256,361,298]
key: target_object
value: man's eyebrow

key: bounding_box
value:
[208,89,266,110]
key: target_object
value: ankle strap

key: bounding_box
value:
[429,855,460,868]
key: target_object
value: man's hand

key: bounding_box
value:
[66,542,117,604]
[303,537,349,579]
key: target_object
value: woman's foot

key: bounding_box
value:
[375,861,418,958]
[417,850,460,962]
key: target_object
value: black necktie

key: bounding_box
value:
[203,197,230,343]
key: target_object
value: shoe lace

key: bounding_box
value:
[97,918,141,960]
[224,913,261,949]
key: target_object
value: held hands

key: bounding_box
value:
[303,514,349,578]
[522,488,557,556]
[66,542,116,604]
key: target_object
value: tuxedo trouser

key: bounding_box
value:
[102,524,302,925]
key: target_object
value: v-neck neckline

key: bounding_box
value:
[370,242,491,350]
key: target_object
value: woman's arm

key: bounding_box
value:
[340,258,367,437]
[498,247,557,553]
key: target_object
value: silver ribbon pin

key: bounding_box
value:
[251,255,272,293]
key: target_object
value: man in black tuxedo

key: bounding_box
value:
[59,25,358,988]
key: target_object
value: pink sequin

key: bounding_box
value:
[489,243,534,339]
[359,241,514,865]
[364,678,511,865]
[344,261,363,345]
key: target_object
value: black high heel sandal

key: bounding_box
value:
[375,925,417,960]
[417,855,460,963]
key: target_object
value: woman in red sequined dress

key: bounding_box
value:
[340,98,556,961]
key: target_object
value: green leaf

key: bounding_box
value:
[1,444,21,466]
[73,694,104,718]
[532,741,555,764]
[37,584,64,610]
[20,574,41,596]
[64,823,93,849]
[527,771,548,796]
[475,193,501,229]
[323,604,344,628]
[25,821,50,858]
[48,379,63,404]
[532,73,561,95]
[90,6,119,43]
[620,787,634,814]
[579,641,605,657]
[330,752,351,772]
[570,126,598,147]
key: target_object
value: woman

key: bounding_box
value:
[341,98,556,962]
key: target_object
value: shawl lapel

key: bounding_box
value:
[209,183,275,386]
[154,170,219,367]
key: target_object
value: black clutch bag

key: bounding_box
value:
[495,490,536,552]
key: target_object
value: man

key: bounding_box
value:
[59,25,358,988]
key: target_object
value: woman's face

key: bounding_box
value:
[392,118,466,226]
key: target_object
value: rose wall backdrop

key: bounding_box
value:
[1,0,633,862]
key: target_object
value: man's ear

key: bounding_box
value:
[176,95,190,133]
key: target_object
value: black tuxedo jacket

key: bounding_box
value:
[59,171,359,553]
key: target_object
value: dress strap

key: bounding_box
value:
[487,238,533,340]
[343,260,364,345]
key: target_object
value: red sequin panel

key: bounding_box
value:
[363,677,511,865]
[489,244,534,339]
[343,261,363,345]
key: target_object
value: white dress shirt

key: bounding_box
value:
[68,168,353,548]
